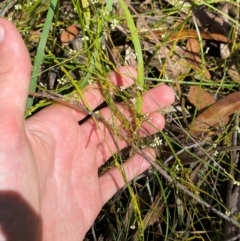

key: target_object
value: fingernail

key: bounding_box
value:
[0,24,5,43]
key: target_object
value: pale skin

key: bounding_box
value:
[0,18,175,241]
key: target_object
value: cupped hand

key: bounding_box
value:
[0,19,174,241]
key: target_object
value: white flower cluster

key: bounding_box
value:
[136,84,143,91]
[102,9,109,17]
[68,49,77,56]
[15,1,33,10]
[84,25,89,32]
[150,136,162,148]
[225,210,231,217]
[233,180,240,186]
[110,19,119,30]
[130,98,136,104]
[14,4,22,10]
[88,79,93,85]
[213,150,219,157]
[81,36,89,41]
[57,77,67,85]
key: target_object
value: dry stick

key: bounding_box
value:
[0,0,18,16]
[28,91,240,230]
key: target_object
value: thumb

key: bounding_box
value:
[0,18,31,121]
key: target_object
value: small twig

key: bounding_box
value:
[0,0,18,17]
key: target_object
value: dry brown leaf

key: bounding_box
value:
[142,29,232,43]
[186,38,200,53]
[170,29,231,43]
[227,63,240,83]
[60,25,78,46]
[186,39,211,79]
[29,29,42,43]
[133,192,163,241]
[142,192,163,226]
[188,86,215,110]
[190,91,240,136]
[220,45,240,83]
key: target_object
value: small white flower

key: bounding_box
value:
[147,117,153,122]
[236,126,240,134]
[88,79,93,85]
[136,85,143,91]
[120,86,125,91]
[102,10,109,16]
[130,224,135,229]
[213,151,219,157]
[225,210,231,217]
[205,47,210,54]
[233,180,240,186]
[212,143,217,148]
[130,98,136,104]
[81,36,89,41]
[69,49,77,56]
[131,52,137,59]
[110,19,119,30]
[175,165,180,171]
[14,4,22,10]
[57,77,67,85]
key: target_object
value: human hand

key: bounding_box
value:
[0,18,174,241]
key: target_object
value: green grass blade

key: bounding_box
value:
[118,0,144,114]
[27,0,59,109]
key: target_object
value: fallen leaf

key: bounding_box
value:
[60,25,79,46]
[220,44,240,83]
[28,29,42,43]
[186,38,200,54]
[190,92,240,136]
[186,38,211,79]
[142,29,232,43]
[133,192,164,241]
[188,86,215,110]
